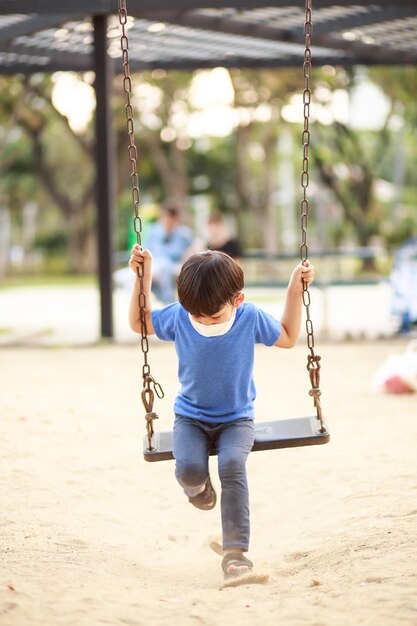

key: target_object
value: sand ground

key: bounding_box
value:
[1,338,417,626]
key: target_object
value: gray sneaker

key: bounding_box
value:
[188,475,216,510]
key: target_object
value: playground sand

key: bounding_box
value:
[1,339,416,626]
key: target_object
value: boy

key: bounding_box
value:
[129,246,314,579]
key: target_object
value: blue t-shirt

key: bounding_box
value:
[152,302,281,423]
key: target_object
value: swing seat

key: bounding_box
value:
[143,416,329,462]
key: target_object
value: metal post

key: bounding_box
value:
[93,14,114,338]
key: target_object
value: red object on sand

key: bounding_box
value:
[383,375,414,394]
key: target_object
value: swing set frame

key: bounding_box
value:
[118,0,330,462]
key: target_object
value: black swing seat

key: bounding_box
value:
[143,416,329,462]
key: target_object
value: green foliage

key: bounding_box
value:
[34,229,68,254]
[1,64,417,275]
[310,66,417,253]
[368,67,417,125]
[189,136,238,211]
[0,74,96,273]
[383,216,416,249]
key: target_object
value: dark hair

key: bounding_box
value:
[162,200,180,218]
[177,251,244,316]
[207,212,223,224]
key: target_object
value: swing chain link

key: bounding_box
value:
[118,0,164,450]
[300,0,325,433]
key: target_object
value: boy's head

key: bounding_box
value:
[177,251,244,317]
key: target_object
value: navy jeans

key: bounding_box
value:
[173,415,255,552]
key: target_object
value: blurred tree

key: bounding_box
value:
[0,77,36,217]
[314,120,380,249]
[368,66,417,246]
[0,74,95,273]
[2,64,416,275]
[113,70,194,208]
[311,66,417,263]
[368,67,417,127]
[229,69,303,252]
[114,68,303,253]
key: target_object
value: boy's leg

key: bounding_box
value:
[173,415,212,499]
[216,419,255,553]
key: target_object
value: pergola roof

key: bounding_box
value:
[0,1,417,74]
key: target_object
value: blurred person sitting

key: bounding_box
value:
[390,236,417,335]
[206,212,243,261]
[146,201,195,304]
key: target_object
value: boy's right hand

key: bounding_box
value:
[129,244,153,275]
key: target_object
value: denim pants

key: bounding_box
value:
[173,415,255,552]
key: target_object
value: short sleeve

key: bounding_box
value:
[152,302,180,341]
[253,306,281,346]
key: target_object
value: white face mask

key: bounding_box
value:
[189,307,237,337]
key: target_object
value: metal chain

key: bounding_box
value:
[300,0,325,433]
[118,0,164,450]
[119,0,323,436]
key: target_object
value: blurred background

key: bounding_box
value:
[0,5,417,346]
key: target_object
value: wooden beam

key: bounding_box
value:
[93,14,115,339]
[0,14,78,42]
[0,42,90,70]
[135,10,417,65]
[0,0,416,14]
[127,54,417,70]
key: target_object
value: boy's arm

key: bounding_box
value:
[274,261,314,348]
[128,245,155,335]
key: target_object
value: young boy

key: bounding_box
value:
[128,246,314,579]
